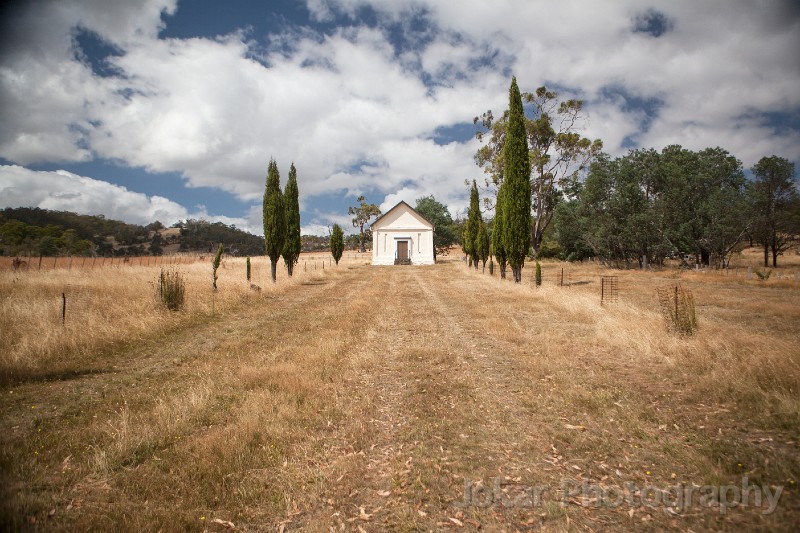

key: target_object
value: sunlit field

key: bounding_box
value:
[0,252,370,383]
[1,247,798,531]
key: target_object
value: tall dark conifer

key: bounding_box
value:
[503,77,531,283]
[283,162,301,276]
[492,184,508,279]
[477,219,489,271]
[464,180,482,269]
[263,158,285,282]
[330,223,344,265]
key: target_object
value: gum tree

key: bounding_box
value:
[749,156,799,267]
[349,196,381,253]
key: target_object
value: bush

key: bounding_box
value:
[536,239,562,259]
[212,244,223,290]
[535,261,542,287]
[755,269,772,281]
[159,269,185,311]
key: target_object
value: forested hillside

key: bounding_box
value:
[0,208,265,257]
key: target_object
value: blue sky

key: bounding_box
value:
[1,0,799,235]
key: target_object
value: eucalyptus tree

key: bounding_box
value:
[349,196,381,253]
[749,156,799,267]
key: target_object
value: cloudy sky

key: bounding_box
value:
[1,0,798,235]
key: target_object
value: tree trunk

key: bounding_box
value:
[287,262,294,277]
[511,265,522,283]
[763,242,769,268]
[771,240,778,268]
[270,260,277,282]
[499,262,507,279]
[700,249,710,267]
[359,224,366,253]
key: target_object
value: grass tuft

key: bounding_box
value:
[159,268,186,311]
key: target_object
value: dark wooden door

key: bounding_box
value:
[397,240,409,260]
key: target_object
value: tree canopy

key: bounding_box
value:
[414,195,458,257]
[749,156,799,267]
[349,195,381,253]
[554,145,753,269]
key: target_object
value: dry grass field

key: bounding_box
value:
[1,248,798,531]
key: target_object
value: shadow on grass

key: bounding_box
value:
[0,366,108,387]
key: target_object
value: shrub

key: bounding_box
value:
[755,269,772,281]
[212,244,223,290]
[535,261,542,287]
[158,269,185,311]
[246,256,251,282]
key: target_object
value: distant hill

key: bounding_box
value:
[0,207,265,257]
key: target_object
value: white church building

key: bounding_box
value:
[370,201,435,265]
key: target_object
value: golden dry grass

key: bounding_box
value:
[0,252,370,382]
[0,249,798,531]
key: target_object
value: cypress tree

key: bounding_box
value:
[503,77,532,283]
[263,158,285,283]
[330,223,344,265]
[465,179,482,269]
[477,220,489,272]
[492,184,508,279]
[246,256,251,282]
[535,260,542,287]
[283,162,301,277]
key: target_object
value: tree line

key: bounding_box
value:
[0,208,266,257]
[552,149,798,268]
[472,79,799,271]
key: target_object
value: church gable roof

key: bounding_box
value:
[370,201,434,230]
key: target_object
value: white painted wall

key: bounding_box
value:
[371,203,435,265]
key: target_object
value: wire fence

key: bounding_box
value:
[2,252,373,272]
[4,253,209,272]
